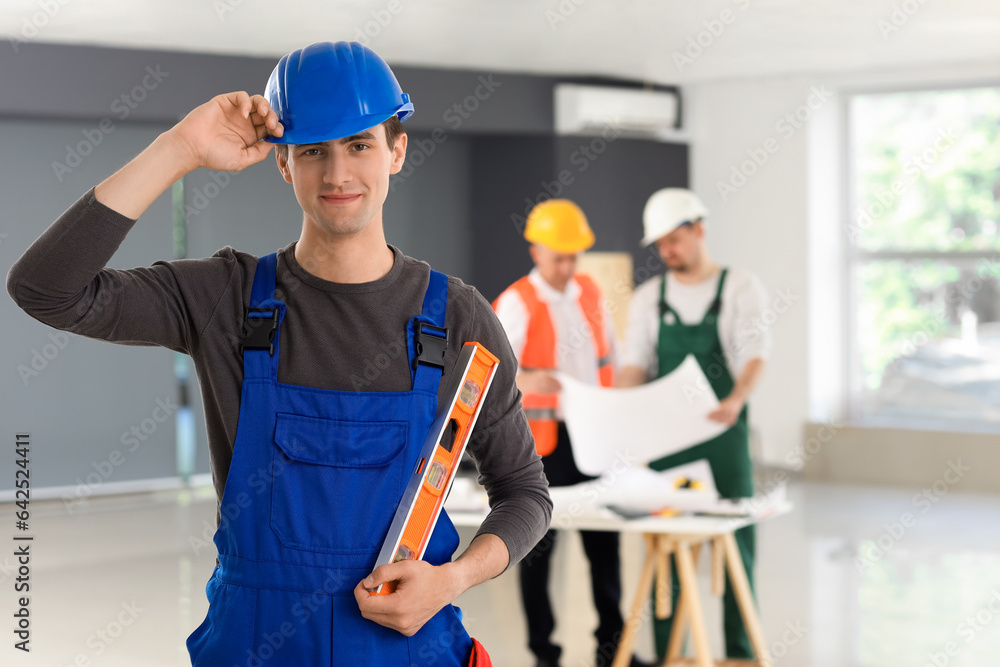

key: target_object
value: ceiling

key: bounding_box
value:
[1,0,999,84]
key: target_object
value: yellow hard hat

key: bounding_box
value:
[524,199,595,253]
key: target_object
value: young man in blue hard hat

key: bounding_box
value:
[7,41,551,666]
[492,200,652,667]
[617,188,771,662]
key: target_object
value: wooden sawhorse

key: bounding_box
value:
[611,531,771,667]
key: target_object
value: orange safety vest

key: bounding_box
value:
[493,273,614,457]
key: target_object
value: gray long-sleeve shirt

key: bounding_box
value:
[6,188,551,569]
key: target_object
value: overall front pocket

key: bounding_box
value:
[270,412,409,554]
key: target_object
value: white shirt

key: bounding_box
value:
[623,267,771,381]
[494,269,618,417]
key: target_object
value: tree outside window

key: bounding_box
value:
[847,86,1000,427]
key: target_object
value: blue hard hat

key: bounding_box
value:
[264,41,413,145]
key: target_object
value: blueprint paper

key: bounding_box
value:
[557,354,728,475]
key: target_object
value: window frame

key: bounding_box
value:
[843,82,1000,432]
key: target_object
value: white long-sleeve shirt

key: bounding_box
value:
[623,268,772,381]
[494,269,618,417]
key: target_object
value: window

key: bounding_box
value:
[846,86,1000,428]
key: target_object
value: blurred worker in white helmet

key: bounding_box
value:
[618,188,771,662]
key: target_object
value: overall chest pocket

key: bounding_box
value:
[270,412,409,554]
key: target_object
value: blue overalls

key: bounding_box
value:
[186,253,473,666]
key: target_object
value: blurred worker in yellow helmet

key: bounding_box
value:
[493,200,650,667]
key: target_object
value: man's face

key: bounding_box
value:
[654,221,704,272]
[530,244,578,292]
[276,123,407,238]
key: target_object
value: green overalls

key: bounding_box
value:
[648,268,756,660]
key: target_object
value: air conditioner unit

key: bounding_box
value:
[554,83,682,140]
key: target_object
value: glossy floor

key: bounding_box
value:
[1,479,999,666]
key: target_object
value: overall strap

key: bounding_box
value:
[251,252,277,306]
[702,267,728,322]
[407,268,449,393]
[658,273,682,322]
[241,252,286,380]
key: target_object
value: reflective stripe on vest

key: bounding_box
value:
[522,407,558,421]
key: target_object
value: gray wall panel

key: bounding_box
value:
[556,136,690,284]
[183,160,301,259]
[469,135,557,302]
[384,132,473,280]
[1,118,178,495]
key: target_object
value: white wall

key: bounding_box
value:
[684,60,1000,466]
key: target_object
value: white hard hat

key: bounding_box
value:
[641,188,709,245]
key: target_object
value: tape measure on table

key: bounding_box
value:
[673,476,705,491]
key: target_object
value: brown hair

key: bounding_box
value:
[274,115,405,159]
[382,115,404,150]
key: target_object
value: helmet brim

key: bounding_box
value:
[640,219,704,246]
[526,231,596,254]
[265,104,413,145]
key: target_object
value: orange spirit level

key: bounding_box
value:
[370,342,500,595]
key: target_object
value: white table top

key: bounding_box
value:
[445,496,793,537]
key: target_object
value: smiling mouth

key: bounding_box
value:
[320,193,362,205]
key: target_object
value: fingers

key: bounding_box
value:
[221,90,252,119]
[248,93,265,119]
[364,562,405,589]
[247,93,284,138]
[232,91,266,120]
[241,93,283,149]
[353,579,403,628]
[243,139,276,165]
[222,92,283,138]
[354,580,376,607]
[252,118,283,142]
[707,409,735,425]
[354,561,441,637]
[354,583,421,637]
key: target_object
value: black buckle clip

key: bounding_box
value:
[241,308,279,356]
[414,322,448,370]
